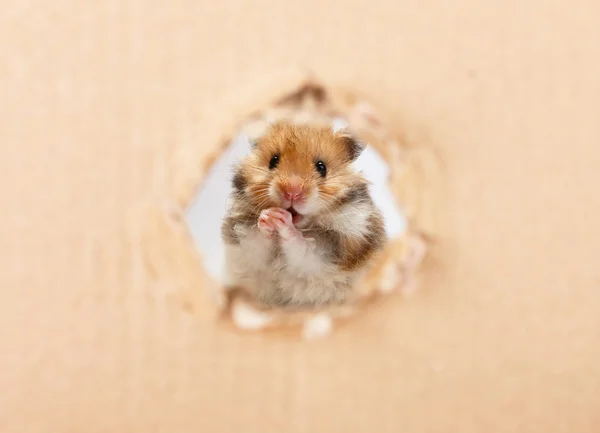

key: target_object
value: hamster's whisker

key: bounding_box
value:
[319,191,367,210]
[317,195,362,217]
[240,166,270,177]
[250,197,272,214]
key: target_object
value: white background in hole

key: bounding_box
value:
[186,118,407,283]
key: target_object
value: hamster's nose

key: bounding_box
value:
[283,184,303,201]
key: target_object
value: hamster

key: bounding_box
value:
[221,122,386,307]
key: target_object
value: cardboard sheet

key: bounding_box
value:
[1,1,599,432]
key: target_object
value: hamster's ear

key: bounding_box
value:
[337,132,366,161]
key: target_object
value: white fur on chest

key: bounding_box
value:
[224,226,358,306]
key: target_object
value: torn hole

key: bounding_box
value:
[145,83,432,338]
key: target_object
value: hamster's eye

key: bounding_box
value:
[315,160,327,177]
[269,154,280,170]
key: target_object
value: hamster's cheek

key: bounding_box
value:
[295,189,321,215]
[267,182,281,204]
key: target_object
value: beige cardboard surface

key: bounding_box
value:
[1,1,599,432]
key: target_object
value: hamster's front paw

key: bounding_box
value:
[271,208,302,241]
[258,208,301,241]
[258,209,278,237]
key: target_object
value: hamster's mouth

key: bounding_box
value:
[287,207,303,225]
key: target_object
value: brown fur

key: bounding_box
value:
[233,123,366,212]
[336,213,386,271]
[221,122,386,307]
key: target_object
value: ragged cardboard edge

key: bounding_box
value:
[135,77,439,339]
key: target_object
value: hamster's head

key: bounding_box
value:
[232,123,366,224]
